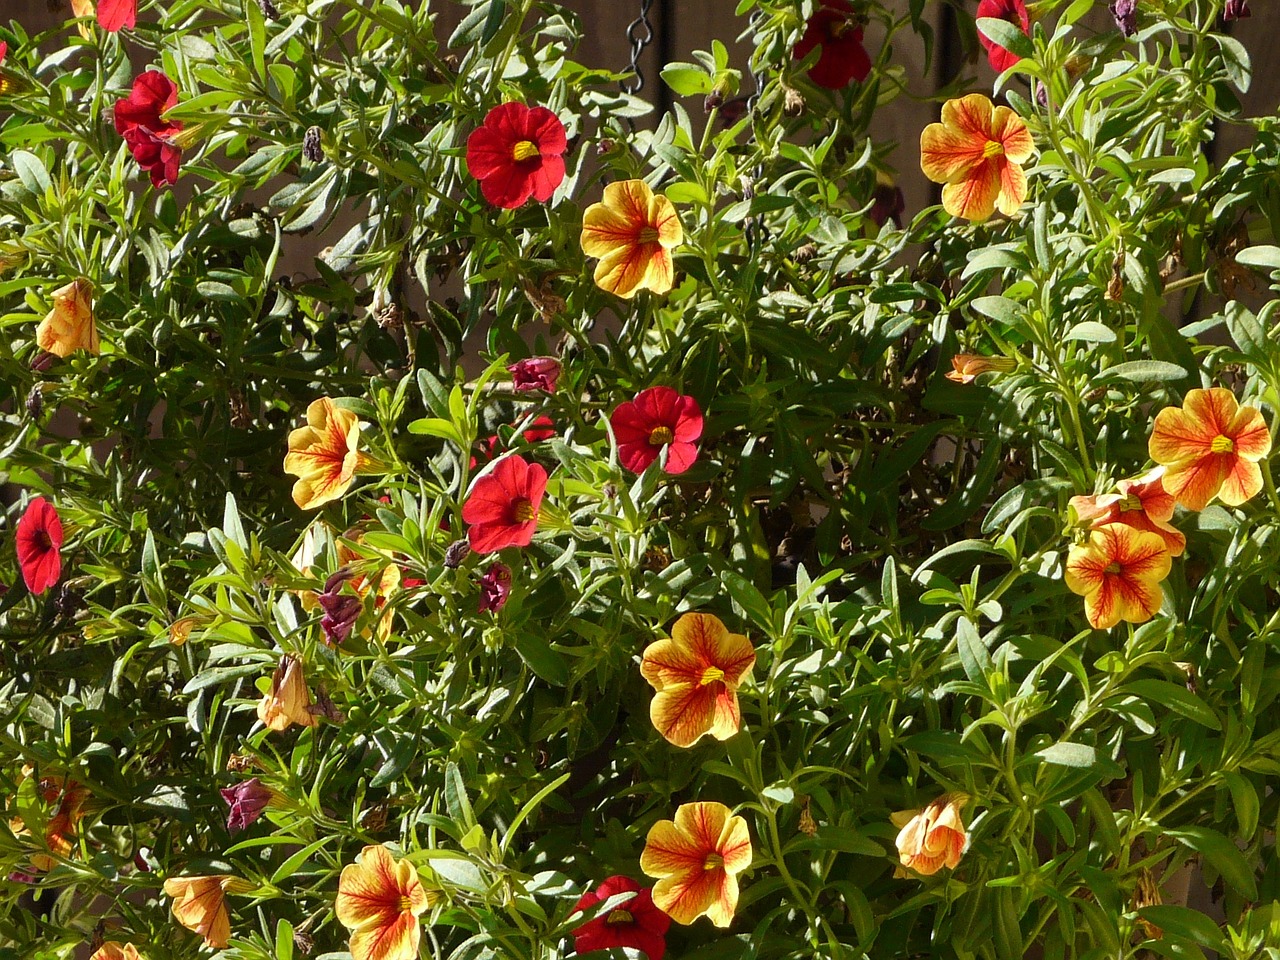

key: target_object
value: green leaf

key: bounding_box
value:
[1123,679,1220,729]
[1166,826,1258,899]
[1036,742,1097,768]
[956,616,992,685]
[1235,245,1280,270]
[661,63,713,96]
[1222,771,1259,837]
[1137,906,1225,949]
[11,150,52,195]
[445,761,476,829]
[514,631,569,686]
[481,0,507,45]
[975,18,1034,60]
[246,0,267,84]
[1063,321,1116,343]
[1094,360,1187,383]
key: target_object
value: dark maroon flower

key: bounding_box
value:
[1225,0,1249,18]
[113,70,183,188]
[572,876,670,960]
[508,356,561,393]
[16,497,62,595]
[793,0,871,90]
[869,183,906,228]
[976,0,1030,72]
[1110,0,1138,35]
[317,569,362,646]
[610,387,703,475]
[220,778,273,833]
[477,562,512,613]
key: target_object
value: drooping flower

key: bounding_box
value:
[89,944,142,960]
[1064,523,1172,630]
[465,102,567,209]
[163,875,253,949]
[113,70,183,188]
[944,353,1017,384]
[16,497,63,595]
[640,613,756,748]
[1069,468,1185,557]
[97,0,137,31]
[975,0,1030,72]
[580,180,683,299]
[792,0,871,90]
[572,876,671,960]
[1148,387,1273,512]
[868,180,906,228]
[1225,0,1250,19]
[640,802,753,927]
[284,397,368,510]
[256,655,319,731]
[610,386,704,475]
[507,356,561,393]
[462,455,548,554]
[920,93,1035,222]
[36,278,99,358]
[335,844,432,960]
[890,793,970,877]
[316,569,364,647]
[478,562,512,613]
[1110,0,1138,35]
[220,778,275,833]
[9,774,91,871]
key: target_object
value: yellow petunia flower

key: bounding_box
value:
[640,801,752,927]
[284,397,368,510]
[920,93,1034,222]
[36,278,99,357]
[335,844,433,960]
[256,655,318,731]
[163,875,253,949]
[580,179,683,298]
[891,792,970,877]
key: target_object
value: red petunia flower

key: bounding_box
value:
[572,876,670,960]
[462,455,548,554]
[114,70,183,188]
[16,497,63,595]
[98,0,138,32]
[793,0,871,90]
[471,415,556,469]
[611,387,703,475]
[465,102,567,209]
[976,0,1030,73]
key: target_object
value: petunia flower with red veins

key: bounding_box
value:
[1148,387,1273,512]
[462,455,548,554]
[465,102,567,209]
[793,0,871,89]
[335,844,433,960]
[572,876,671,960]
[891,793,970,877]
[113,70,183,188]
[640,613,756,748]
[640,801,753,927]
[1069,468,1185,557]
[920,93,1035,222]
[284,397,371,510]
[945,353,1017,384]
[16,497,63,595]
[975,0,1030,73]
[164,875,254,949]
[1065,523,1172,630]
[611,386,703,475]
[97,0,137,32]
[580,180,684,298]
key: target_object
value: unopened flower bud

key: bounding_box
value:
[1110,0,1138,36]
[704,87,725,114]
[303,126,323,162]
[945,354,1018,384]
[30,351,57,372]
[220,778,275,832]
[444,539,471,568]
[257,0,279,18]
[25,385,43,420]
[1225,0,1250,18]
[596,139,615,156]
[507,356,561,392]
[477,562,512,613]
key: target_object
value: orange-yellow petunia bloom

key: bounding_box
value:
[9,773,91,871]
[284,397,368,510]
[920,93,1034,221]
[945,353,1017,384]
[1064,523,1172,630]
[580,179,683,298]
[640,613,756,748]
[336,844,432,960]
[1148,387,1273,512]
[256,655,318,731]
[890,792,969,877]
[89,943,142,960]
[640,801,752,927]
[163,875,253,948]
[1069,467,1185,557]
[36,278,100,357]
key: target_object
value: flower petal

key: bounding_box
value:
[941,160,1001,221]
[650,683,717,747]
[640,818,707,879]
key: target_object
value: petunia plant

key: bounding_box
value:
[3,0,1280,958]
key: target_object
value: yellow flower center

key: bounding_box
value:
[399,895,414,912]
[699,665,725,686]
[703,852,724,871]
[1210,434,1234,454]
[1104,561,1122,575]
[649,425,674,446]
[637,226,661,244]
[511,140,540,162]
[512,499,536,523]
[606,908,634,925]
[982,139,1005,159]
[1118,494,1143,512]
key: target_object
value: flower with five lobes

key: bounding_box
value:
[462,454,548,554]
[640,801,753,927]
[335,844,433,960]
[793,0,872,90]
[37,279,99,357]
[920,93,1034,222]
[891,793,970,877]
[1069,467,1186,558]
[580,179,683,298]
[572,875,671,960]
[465,102,567,209]
[114,70,183,188]
[1065,523,1172,630]
[284,397,371,510]
[16,496,63,595]
[256,655,318,731]
[1148,387,1273,512]
[640,613,756,748]
[163,875,254,949]
[610,386,704,475]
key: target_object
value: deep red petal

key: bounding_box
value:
[98,0,137,32]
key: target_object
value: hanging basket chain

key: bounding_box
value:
[623,0,657,93]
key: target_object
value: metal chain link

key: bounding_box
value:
[623,0,657,94]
